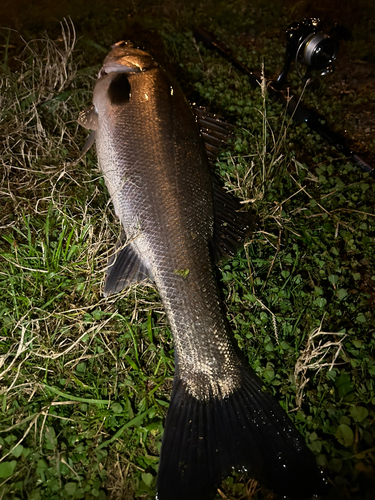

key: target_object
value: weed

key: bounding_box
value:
[1,3,375,500]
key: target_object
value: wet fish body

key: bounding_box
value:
[79,41,326,500]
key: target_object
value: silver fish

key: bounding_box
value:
[79,41,326,500]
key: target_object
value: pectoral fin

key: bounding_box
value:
[104,230,154,296]
[80,130,96,156]
[78,104,99,130]
[77,105,99,156]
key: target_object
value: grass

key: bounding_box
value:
[0,1,375,499]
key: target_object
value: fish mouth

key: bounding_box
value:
[98,40,157,78]
[111,40,133,50]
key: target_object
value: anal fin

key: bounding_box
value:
[104,231,153,296]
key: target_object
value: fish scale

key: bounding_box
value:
[93,61,241,397]
[79,41,327,500]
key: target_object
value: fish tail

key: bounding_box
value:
[157,365,327,500]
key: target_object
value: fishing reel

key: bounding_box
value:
[275,18,349,87]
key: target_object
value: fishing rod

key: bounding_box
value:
[194,23,375,178]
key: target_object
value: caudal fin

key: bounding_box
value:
[157,366,327,500]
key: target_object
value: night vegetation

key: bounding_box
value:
[0,1,374,498]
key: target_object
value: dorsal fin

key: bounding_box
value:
[193,108,257,260]
[211,178,257,262]
[193,107,234,168]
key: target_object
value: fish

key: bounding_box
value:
[78,41,327,500]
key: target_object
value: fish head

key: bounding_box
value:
[99,41,157,76]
